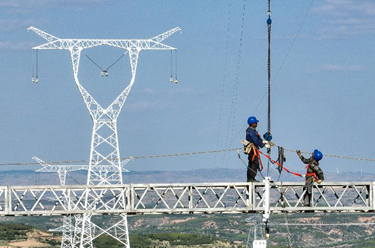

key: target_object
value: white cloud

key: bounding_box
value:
[311,0,375,39]
[0,41,39,51]
[0,0,114,14]
[312,0,375,17]
[321,64,364,72]
[0,19,40,32]
[126,100,173,112]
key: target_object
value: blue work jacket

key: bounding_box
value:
[246,126,265,149]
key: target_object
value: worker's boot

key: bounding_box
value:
[247,178,259,182]
[304,194,311,207]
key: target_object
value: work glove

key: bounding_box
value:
[262,140,270,149]
[313,178,322,184]
[296,150,302,158]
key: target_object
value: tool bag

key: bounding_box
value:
[241,140,253,155]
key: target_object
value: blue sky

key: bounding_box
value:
[0,0,374,178]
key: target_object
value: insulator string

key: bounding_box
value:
[175,50,178,82]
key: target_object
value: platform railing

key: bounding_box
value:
[0,182,373,216]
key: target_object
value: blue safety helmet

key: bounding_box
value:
[314,149,323,161]
[247,116,259,125]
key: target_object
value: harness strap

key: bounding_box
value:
[251,145,263,172]
[305,164,317,181]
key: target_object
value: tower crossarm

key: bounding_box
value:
[27,26,59,44]
[33,156,132,173]
[28,27,180,51]
[150,27,181,45]
[33,156,86,173]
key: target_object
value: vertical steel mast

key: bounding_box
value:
[28,26,180,247]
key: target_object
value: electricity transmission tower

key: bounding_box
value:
[28,26,180,248]
[34,156,133,248]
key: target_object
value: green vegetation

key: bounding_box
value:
[147,233,219,245]
[0,223,32,241]
[2,212,375,247]
[94,233,224,248]
[94,234,124,248]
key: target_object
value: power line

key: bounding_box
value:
[2,146,375,167]
[222,0,247,172]
[220,1,316,152]
[213,0,233,170]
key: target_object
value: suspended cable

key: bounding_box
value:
[222,0,315,159]
[85,52,128,77]
[248,0,315,119]
[267,0,272,138]
[1,145,375,167]
[85,54,104,70]
[66,172,82,185]
[213,0,233,170]
[222,0,247,172]
[360,150,375,175]
[266,0,273,177]
[106,52,128,71]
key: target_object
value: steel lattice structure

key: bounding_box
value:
[28,26,180,248]
[34,156,133,247]
[0,181,374,216]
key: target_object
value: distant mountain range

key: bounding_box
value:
[0,168,373,186]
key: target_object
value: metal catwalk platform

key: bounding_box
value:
[0,181,373,216]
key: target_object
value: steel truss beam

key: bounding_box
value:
[0,182,374,216]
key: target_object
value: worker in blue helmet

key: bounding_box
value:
[296,149,325,207]
[245,116,272,182]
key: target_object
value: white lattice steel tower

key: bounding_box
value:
[28,26,180,248]
[34,156,133,248]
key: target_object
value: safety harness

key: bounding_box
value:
[305,164,318,181]
[241,139,263,172]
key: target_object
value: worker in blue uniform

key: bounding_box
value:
[246,116,271,182]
